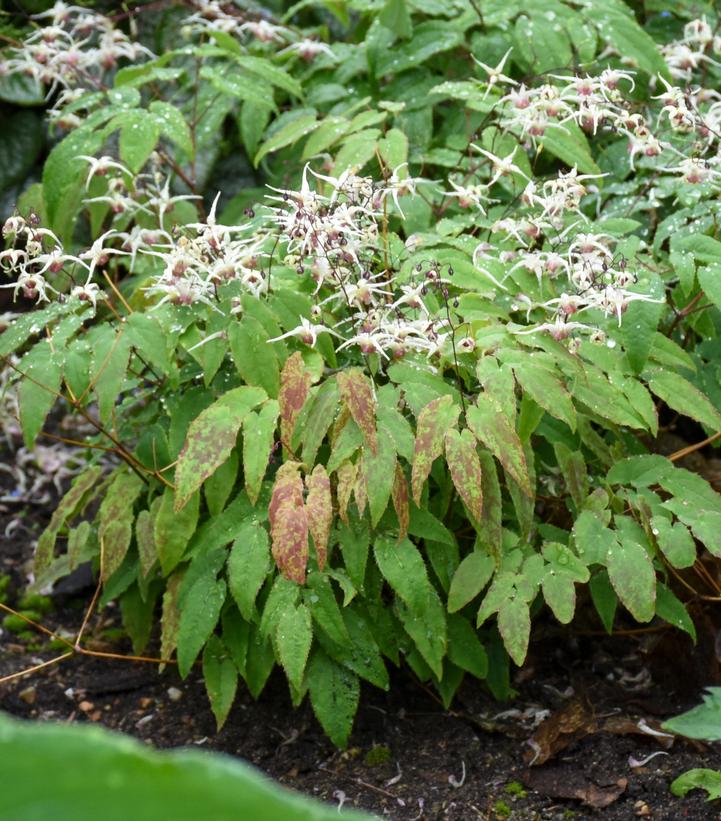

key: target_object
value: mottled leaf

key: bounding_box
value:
[269,462,308,584]
[391,463,409,541]
[467,396,531,496]
[336,460,358,525]
[337,369,377,454]
[411,395,460,504]
[175,386,266,511]
[98,470,144,582]
[361,428,397,527]
[278,353,311,451]
[444,428,483,522]
[497,596,530,667]
[155,488,200,576]
[305,465,332,571]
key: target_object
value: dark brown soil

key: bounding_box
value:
[2,443,721,820]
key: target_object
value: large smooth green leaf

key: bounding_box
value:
[0,714,372,820]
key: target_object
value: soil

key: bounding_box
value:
[2,438,721,820]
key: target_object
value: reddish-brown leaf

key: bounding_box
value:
[391,462,409,541]
[336,461,357,524]
[445,427,483,522]
[269,462,308,584]
[337,369,377,454]
[411,395,460,505]
[354,465,368,517]
[305,465,332,571]
[278,352,311,452]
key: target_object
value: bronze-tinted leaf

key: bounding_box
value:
[278,352,311,452]
[391,462,409,541]
[305,465,332,571]
[354,465,368,516]
[445,427,483,522]
[411,395,460,505]
[269,462,308,584]
[336,460,357,524]
[337,369,377,454]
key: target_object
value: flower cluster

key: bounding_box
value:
[184,1,334,62]
[2,1,152,106]
[661,17,721,81]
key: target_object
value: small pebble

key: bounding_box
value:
[78,700,94,713]
[18,686,36,705]
[167,686,183,702]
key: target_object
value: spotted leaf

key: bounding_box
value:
[391,462,409,541]
[337,369,377,454]
[444,428,483,522]
[411,395,460,505]
[269,462,308,585]
[305,465,332,571]
[278,352,311,451]
[175,386,266,512]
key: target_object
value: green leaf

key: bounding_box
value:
[17,340,62,448]
[362,430,397,527]
[511,360,576,431]
[589,569,617,634]
[229,317,280,398]
[177,577,227,678]
[620,278,666,373]
[117,109,161,172]
[307,648,359,748]
[150,101,194,156]
[541,572,576,624]
[243,400,279,505]
[497,596,530,667]
[228,521,270,621]
[338,517,370,591]
[538,123,600,175]
[204,452,239,517]
[89,327,131,425]
[671,769,721,801]
[43,125,102,239]
[379,0,412,39]
[375,21,463,75]
[255,113,319,166]
[447,613,488,679]
[447,550,495,613]
[374,537,434,614]
[0,713,374,819]
[594,5,669,78]
[200,65,275,110]
[175,387,266,511]
[655,582,696,641]
[663,689,721,742]
[697,263,721,313]
[644,369,721,432]
[276,603,313,693]
[301,379,339,466]
[652,517,696,569]
[396,589,447,678]
[154,488,200,576]
[607,537,656,622]
[234,56,302,99]
[203,634,238,730]
[0,110,43,191]
[305,572,349,645]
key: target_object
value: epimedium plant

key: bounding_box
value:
[3,0,721,746]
